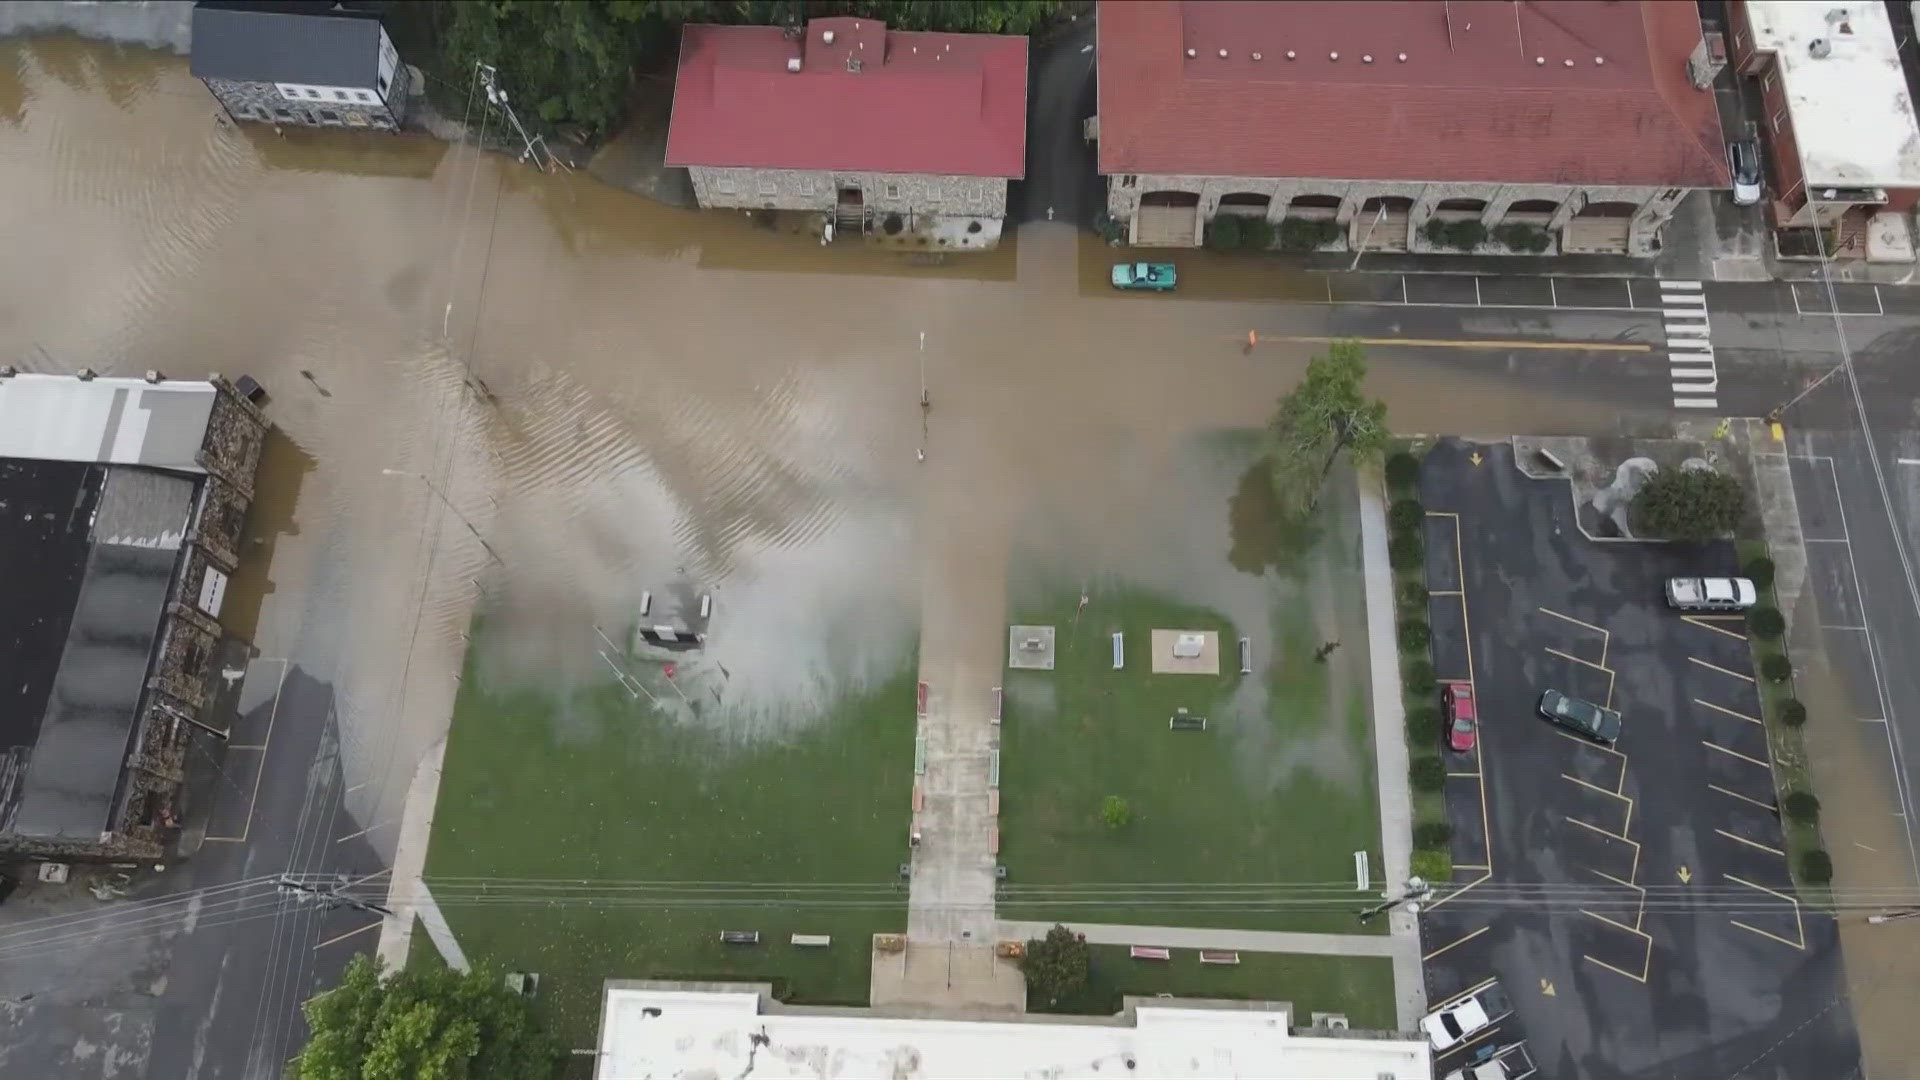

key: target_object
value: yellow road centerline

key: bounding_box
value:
[1271,335,1654,353]
[1695,698,1764,725]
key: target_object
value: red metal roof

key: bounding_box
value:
[666,18,1028,178]
[1097,0,1729,188]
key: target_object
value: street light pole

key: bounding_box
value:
[381,468,504,564]
[1357,875,1431,924]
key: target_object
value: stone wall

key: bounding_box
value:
[689,165,1009,219]
[204,75,404,130]
[1106,173,1692,256]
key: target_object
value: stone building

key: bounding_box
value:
[190,0,409,131]
[667,17,1028,250]
[1727,0,1920,259]
[0,372,269,862]
[1094,0,1729,257]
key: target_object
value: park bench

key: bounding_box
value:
[1199,950,1240,965]
[1112,632,1124,670]
[1129,946,1172,961]
[720,931,760,945]
[790,934,831,947]
[1169,714,1208,731]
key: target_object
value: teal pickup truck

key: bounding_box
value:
[1110,262,1176,291]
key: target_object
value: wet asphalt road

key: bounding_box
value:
[1414,439,1859,1080]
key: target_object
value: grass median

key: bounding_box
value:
[1035,945,1397,1029]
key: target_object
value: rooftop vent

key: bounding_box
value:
[847,54,863,72]
[1397,52,1408,62]
[1286,50,1297,59]
[1329,51,1339,60]
[1251,51,1262,60]
[1809,37,1831,58]
[1362,54,1373,63]
[1186,47,1197,57]
[786,56,802,73]
[823,28,835,44]
[1218,48,1228,58]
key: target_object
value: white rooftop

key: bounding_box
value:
[594,985,1431,1079]
[1745,1,1920,190]
[0,373,216,473]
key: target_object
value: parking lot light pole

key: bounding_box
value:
[1358,875,1430,924]
[1868,908,1920,924]
[381,468,503,564]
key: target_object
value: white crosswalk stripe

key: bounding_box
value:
[1658,280,1716,410]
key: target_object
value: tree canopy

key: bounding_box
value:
[1265,340,1389,516]
[1019,924,1090,1004]
[292,955,560,1080]
[1628,466,1746,540]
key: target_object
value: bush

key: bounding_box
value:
[1406,703,1438,742]
[1780,698,1808,726]
[1399,580,1430,607]
[1629,467,1748,540]
[1410,755,1446,792]
[1414,821,1454,849]
[1278,217,1341,251]
[1410,848,1451,884]
[1399,619,1432,652]
[1205,214,1244,250]
[1389,498,1425,534]
[1099,795,1131,830]
[1760,653,1794,683]
[1492,222,1552,253]
[1385,451,1422,488]
[1405,659,1436,694]
[1422,217,1487,251]
[1748,606,1785,638]
[1745,555,1777,590]
[1800,849,1833,885]
[1390,534,1424,571]
[1020,925,1091,1004]
[1239,217,1276,250]
[1783,791,1821,823]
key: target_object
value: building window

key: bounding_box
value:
[356,90,375,103]
[1772,108,1785,133]
[886,182,901,199]
[1122,174,1138,188]
[798,176,814,195]
[334,90,349,100]
[1762,73,1773,93]
[759,176,778,196]
[378,74,390,95]
[274,108,294,121]
[716,174,737,195]
[306,87,323,99]
[320,109,340,122]
[925,186,942,203]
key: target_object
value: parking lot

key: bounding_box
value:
[1413,440,1859,1079]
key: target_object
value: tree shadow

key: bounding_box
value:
[1226,457,1322,576]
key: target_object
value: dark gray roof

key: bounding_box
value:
[190,1,387,88]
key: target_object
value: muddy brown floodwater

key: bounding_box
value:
[0,38,1628,857]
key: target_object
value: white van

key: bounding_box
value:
[1665,577,1757,612]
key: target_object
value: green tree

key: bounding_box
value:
[1019,924,1090,1005]
[1629,467,1747,540]
[1099,794,1132,829]
[1265,341,1389,516]
[292,955,559,1080]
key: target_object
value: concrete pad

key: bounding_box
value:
[1007,625,1055,670]
[1475,275,1554,307]
[869,941,1025,1014]
[1149,629,1218,674]
[1403,274,1478,306]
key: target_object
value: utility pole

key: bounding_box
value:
[477,64,555,172]
[1868,908,1920,924]
[1357,876,1431,924]
[277,876,394,917]
[381,468,504,565]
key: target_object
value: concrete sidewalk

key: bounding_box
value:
[997,920,1398,957]
[376,736,466,972]
[1356,465,1427,1031]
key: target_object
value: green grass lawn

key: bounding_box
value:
[999,463,1383,934]
[1036,945,1396,1029]
[424,633,917,1048]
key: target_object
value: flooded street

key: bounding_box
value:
[0,37,1650,859]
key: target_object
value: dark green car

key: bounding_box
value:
[1537,690,1622,745]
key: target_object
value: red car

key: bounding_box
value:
[1444,681,1477,752]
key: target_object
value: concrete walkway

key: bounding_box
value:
[1356,465,1428,1031]
[376,736,467,972]
[996,921,1398,957]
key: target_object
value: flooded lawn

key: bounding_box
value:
[998,436,1382,934]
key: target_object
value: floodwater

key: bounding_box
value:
[0,38,1636,855]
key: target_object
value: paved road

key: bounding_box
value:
[998,920,1399,957]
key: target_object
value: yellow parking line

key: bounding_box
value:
[1708,783,1778,811]
[1689,656,1756,682]
[1583,954,1651,984]
[1716,828,1786,857]
[1453,863,1491,871]
[1561,773,1634,832]
[1544,646,1608,671]
[1424,871,1493,912]
[1448,771,1481,778]
[1538,607,1609,636]
[1695,698,1763,725]
[1430,589,1463,597]
[1423,925,1491,962]
[1703,740,1771,768]
[1273,335,1654,353]
[1725,873,1796,904]
[1581,909,1648,937]
[1429,974,1501,1012]
[1433,1024,1506,1061]
[1730,920,1807,949]
[1566,814,1627,842]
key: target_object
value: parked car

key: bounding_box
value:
[1110,262,1176,291]
[1444,681,1477,753]
[1538,689,1622,745]
[1421,981,1513,1051]
[1444,1041,1538,1080]
[1728,140,1762,206]
[1665,576,1757,612]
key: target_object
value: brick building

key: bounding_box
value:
[666,17,1028,250]
[190,0,409,131]
[1094,0,1729,256]
[0,373,268,861]
[1728,1,1920,257]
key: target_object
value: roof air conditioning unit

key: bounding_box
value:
[823,29,836,44]
[787,57,802,73]
[1809,37,1831,58]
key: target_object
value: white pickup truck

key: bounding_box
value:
[1421,981,1513,1051]
[1664,576,1757,612]
[1444,1041,1537,1080]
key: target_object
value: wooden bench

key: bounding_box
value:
[912,786,925,812]
[1199,950,1240,965]
[990,826,1000,854]
[1170,714,1208,731]
[720,931,760,945]
[1112,631,1125,670]
[790,934,831,947]
[1129,946,1172,961]
[988,790,1000,816]
[1239,637,1252,675]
